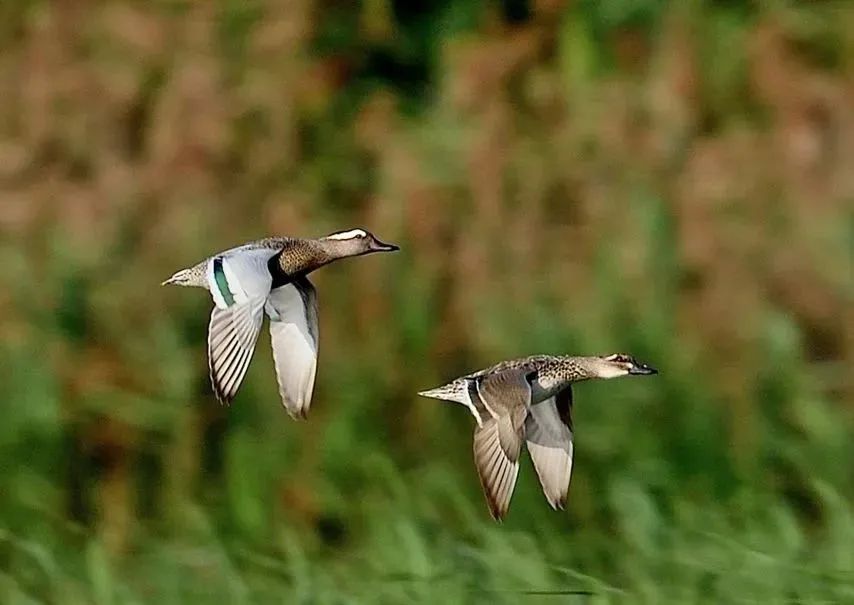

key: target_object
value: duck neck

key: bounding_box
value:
[560,355,631,381]
[275,239,353,277]
[543,356,599,386]
[566,356,601,380]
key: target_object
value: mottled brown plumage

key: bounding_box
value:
[418,353,658,520]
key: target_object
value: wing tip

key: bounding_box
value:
[280,395,311,420]
[285,408,309,421]
[485,495,509,521]
[416,388,445,400]
[210,375,235,406]
[546,494,567,511]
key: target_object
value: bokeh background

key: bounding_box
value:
[0,1,852,603]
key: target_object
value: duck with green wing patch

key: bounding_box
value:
[163,229,399,418]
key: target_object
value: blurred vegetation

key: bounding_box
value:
[0,0,852,603]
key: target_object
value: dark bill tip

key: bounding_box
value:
[371,239,400,252]
[629,363,658,375]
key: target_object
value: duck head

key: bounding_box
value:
[587,353,658,379]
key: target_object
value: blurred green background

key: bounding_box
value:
[0,1,852,603]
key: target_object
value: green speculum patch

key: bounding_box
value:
[213,258,235,306]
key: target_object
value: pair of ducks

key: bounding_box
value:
[164,229,657,520]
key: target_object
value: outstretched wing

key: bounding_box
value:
[525,388,574,510]
[208,296,267,404]
[471,369,532,520]
[266,276,319,419]
[206,247,279,404]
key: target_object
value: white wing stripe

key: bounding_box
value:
[475,380,499,420]
[462,381,483,427]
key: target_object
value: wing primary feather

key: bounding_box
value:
[207,297,265,406]
[473,418,523,521]
[468,368,533,520]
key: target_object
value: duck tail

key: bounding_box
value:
[417,387,445,399]
[162,265,206,287]
[417,380,467,404]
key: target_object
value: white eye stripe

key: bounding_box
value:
[327,229,367,240]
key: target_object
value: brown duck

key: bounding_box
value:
[418,354,658,520]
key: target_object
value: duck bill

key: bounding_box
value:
[369,238,400,252]
[629,363,658,375]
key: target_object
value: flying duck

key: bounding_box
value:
[163,228,399,418]
[418,354,658,520]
